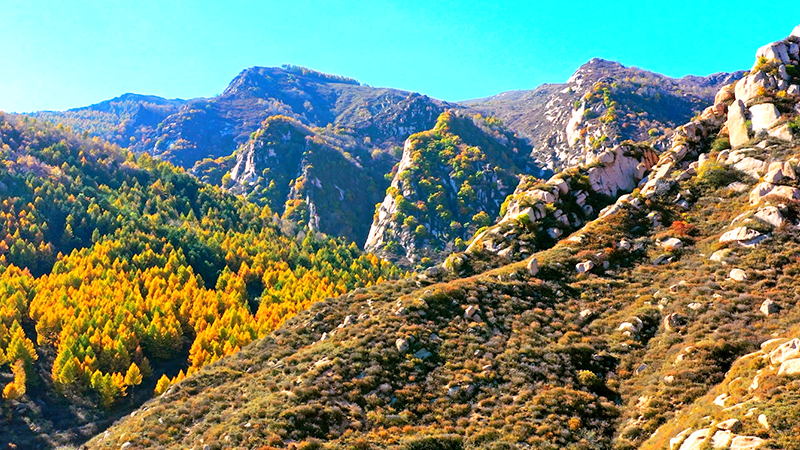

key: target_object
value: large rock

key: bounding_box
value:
[769,123,793,141]
[586,145,657,197]
[757,41,791,64]
[729,268,747,281]
[719,227,762,244]
[396,338,410,352]
[711,430,734,449]
[754,206,787,228]
[576,260,595,273]
[670,428,694,450]
[729,435,764,450]
[749,103,781,132]
[769,338,800,364]
[727,100,750,147]
[779,358,800,375]
[527,257,539,276]
[733,157,767,178]
[679,428,711,450]
[716,419,742,432]
[760,299,779,316]
[664,313,685,331]
[750,182,800,205]
[659,237,684,250]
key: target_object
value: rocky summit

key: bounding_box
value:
[6,20,800,450]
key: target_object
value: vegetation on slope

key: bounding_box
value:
[366,111,533,267]
[0,114,402,448]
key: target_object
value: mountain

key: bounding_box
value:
[30,93,186,147]
[25,62,744,264]
[225,115,393,244]
[82,25,800,450]
[364,110,541,267]
[129,65,448,169]
[462,59,744,172]
[0,113,402,449]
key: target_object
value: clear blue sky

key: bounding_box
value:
[1,1,797,112]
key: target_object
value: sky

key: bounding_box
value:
[1,1,798,113]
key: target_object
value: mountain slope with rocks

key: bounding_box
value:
[226,115,392,243]
[132,65,448,168]
[364,111,541,267]
[463,59,744,173]
[82,25,800,450]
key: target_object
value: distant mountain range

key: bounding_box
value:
[28,60,742,266]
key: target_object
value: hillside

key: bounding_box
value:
[364,111,541,267]
[463,59,744,172]
[130,65,448,169]
[30,94,186,148]
[225,115,392,244]
[84,25,800,450]
[0,114,402,449]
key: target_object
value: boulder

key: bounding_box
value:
[758,414,770,430]
[576,260,595,273]
[396,338,410,352]
[413,348,432,360]
[664,313,685,331]
[710,249,732,262]
[547,177,569,195]
[729,435,764,450]
[679,428,711,450]
[729,268,747,281]
[711,430,734,449]
[756,41,791,64]
[765,162,785,183]
[464,305,479,318]
[670,428,694,450]
[719,227,762,244]
[769,123,793,141]
[779,358,800,375]
[754,206,787,228]
[121,443,132,450]
[750,182,800,205]
[733,157,766,178]
[760,299,779,316]
[769,338,800,364]
[618,240,631,251]
[529,189,556,204]
[749,103,781,132]
[726,99,750,148]
[579,309,593,320]
[527,257,539,276]
[716,418,742,432]
[735,72,771,106]
[659,237,684,250]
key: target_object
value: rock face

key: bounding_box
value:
[365,111,535,266]
[228,116,384,243]
[461,142,657,264]
[135,66,447,168]
[463,58,743,172]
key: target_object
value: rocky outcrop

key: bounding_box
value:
[366,111,534,266]
[460,142,656,263]
[726,31,800,148]
[463,59,743,172]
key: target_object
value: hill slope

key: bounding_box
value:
[0,114,402,449]
[84,25,800,450]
